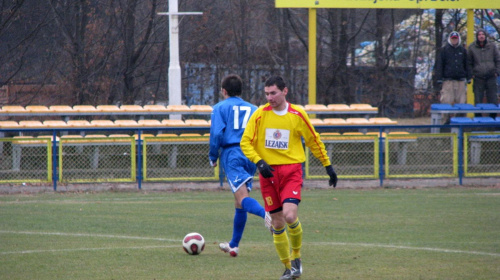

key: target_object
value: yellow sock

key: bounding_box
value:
[273,225,291,268]
[287,218,302,260]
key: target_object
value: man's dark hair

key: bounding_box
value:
[264,76,287,91]
[221,74,243,97]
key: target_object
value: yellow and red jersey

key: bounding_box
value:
[241,102,331,167]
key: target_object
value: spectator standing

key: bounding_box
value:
[209,74,272,257]
[435,31,471,123]
[468,28,500,118]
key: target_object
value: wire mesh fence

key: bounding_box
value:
[464,132,500,177]
[1,127,500,186]
[0,137,52,183]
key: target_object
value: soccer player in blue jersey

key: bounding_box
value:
[209,74,272,257]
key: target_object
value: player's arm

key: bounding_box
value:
[240,112,262,164]
[208,107,224,166]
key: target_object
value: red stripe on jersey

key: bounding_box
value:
[249,116,261,144]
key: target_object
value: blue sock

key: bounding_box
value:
[229,208,247,248]
[241,197,265,219]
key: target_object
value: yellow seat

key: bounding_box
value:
[156,133,178,137]
[19,120,44,128]
[368,117,397,125]
[1,106,26,113]
[190,105,213,112]
[12,136,39,144]
[349,104,377,112]
[90,120,115,127]
[138,119,163,127]
[43,120,69,128]
[304,104,328,112]
[323,118,347,125]
[309,118,325,125]
[49,105,74,113]
[96,105,121,112]
[0,121,20,128]
[73,105,98,112]
[161,119,186,127]
[26,105,50,113]
[108,134,133,142]
[327,104,352,111]
[120,105,146,112]
[114,120,140,127]
[134,133,155,140]
[366,132,388,138]
[184,119,210,127]
[343,132,365,135]
[37,135,60,141]
[346,118,370,125]
[67,120,91,127]
[143,104,168,112]
[166,105,192,112]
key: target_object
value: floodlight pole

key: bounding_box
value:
[158,0,202,119]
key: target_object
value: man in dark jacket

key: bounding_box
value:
[468,28,500,118]
[435,31,471,123]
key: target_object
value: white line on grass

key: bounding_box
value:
[308,242,500,257]
[1,230,499,257]
[0,230,179,242]
[0,245,179,255]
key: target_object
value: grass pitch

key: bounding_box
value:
[1,187,499,279]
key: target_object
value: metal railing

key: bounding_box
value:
[1,123,499,190]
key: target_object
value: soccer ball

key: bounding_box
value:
[182,232,205,255]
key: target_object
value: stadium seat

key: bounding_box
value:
[19,120,44,128]
[349,104,377,112]
[327,104,352,111]
[73,105,98,112]
[309,118,325,125]
[114,120,140,127]
[49,105,74,113]
[346,118,370,125]
[343,132,365,135]
[96,105,121,112]
[161,119,186,127]
[453,103,479,110]
[143,104,169,112]
[430,103,455,110]
[167,105,191,112]
[138,119,163,127]
[450,117,474,123]
[184,119,210,127]
[0,121,20,128]
[1,105,26,113]
[90,120,115,127]
[190,105,213,112]
[476,103,499,110]
[120,105,146,112]
[108,134,134,142]
[25,105,50,113]
[323,118,347,125]
[305,104,329,112]
[43,120,69,128]
[472,117,496,123]
[67,120,91,127]
[368,117,398,125]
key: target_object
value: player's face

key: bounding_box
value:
[264,85,288,111]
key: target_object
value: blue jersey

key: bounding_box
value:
[209,96,257,162]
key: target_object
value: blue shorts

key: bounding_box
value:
[220,146,257,193]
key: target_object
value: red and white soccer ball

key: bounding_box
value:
[182,232,205,255]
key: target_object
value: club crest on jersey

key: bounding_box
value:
[265,128,290,150]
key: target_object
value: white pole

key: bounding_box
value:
[168,0,181,120]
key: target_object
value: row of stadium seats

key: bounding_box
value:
[431,103,500,111]
[0,103,378,114]
[0,117,396,129]
[450,117,500,124]
[10,133,210,144]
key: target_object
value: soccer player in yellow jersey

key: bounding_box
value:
[241,75,338,280]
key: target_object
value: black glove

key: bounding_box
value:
[325,165,338,188]
[257,159,274,178]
